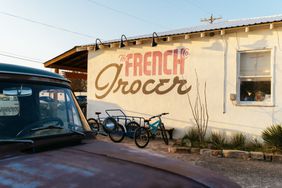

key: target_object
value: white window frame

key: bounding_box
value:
[236,49,274,106]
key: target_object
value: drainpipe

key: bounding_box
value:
[222,37,228,114]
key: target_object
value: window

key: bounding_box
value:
[66,93,83,130]
[238,50,272,105]
[39,89,68,122]
[0,94,19,116]
[39,89,82,130]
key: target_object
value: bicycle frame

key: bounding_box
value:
[134,113,169,148]
[146,119,161,136]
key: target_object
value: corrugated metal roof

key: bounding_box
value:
[44,14,282,68]
[91,14,282,45]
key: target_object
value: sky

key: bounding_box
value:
[0,0,282,70]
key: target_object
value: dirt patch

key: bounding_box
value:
[96,135,282,188]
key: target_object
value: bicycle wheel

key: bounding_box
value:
[134,127,150,148]
[126,121,140,138]
[109,123,125,143]
[87,118,99,134]
[102,117,117,133]
[160,123,169,145]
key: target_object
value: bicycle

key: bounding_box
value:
[134,113,169,148]
[105,109,141,141]
[87,112,125,142]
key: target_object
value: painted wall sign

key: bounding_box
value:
[95,48,191,99]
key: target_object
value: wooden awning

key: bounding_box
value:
[44,46,90,72]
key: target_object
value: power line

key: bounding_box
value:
[0,52,43,64]
[87,0,170,30]
[0,50,43,62]
[0,11,95,39]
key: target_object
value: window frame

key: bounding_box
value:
[236,49,274,106]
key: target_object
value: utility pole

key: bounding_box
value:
[201,14,222,24]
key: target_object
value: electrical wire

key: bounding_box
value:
[0,50,43,62]
[87,0,170,30]
[0,11,95,39]
[0,52,43,64]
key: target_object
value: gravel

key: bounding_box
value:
[96,136,282,188]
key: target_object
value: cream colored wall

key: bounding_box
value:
[87,28,282,138]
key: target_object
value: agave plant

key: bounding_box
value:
[245,138,263,151]
[262,124,282,150]
[182,127,200,147]
[210,132,226,149]
[230,133,246,149]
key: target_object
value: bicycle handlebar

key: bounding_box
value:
[148,113,169,121]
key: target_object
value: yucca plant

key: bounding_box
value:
[262,124,282,151]
[182,127,200,147]
[245,138,263,151]
[209,132,226,149]
[230,133,246,149]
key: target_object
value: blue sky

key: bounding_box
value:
[0,0,282,69]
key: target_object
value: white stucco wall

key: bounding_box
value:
[87,27,282,138]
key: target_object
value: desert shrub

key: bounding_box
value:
[182,127,200,147]
[209,132,226,149]
[262,124,282,151]
[244,138,263,151]
[230,133,246,149]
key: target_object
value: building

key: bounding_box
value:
[45,15,282,138]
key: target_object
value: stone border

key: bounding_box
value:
[168,146,282,163]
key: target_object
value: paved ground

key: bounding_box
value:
[97,135,282,188]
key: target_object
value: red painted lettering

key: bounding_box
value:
[163,50,172,75]
[143,52,151,76]
[125,54,133,76]
[173,49,185,75]
[133,53,142,76]
[152,51,162,75]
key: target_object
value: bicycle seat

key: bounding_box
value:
[144,119,150,123]
[95,112,101,115]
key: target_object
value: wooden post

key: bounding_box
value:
[185,34,190,39]
[220,30,225,35]
[54,68,59,74]
[54,68,59,100]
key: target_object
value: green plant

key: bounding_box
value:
[209,132,226,149]
[244,138,263,151]
[182,127,200,147]
[186,71,209,146]
[262,124,282,151]
[230,133,246,149]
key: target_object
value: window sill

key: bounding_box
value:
[235,101,274,107]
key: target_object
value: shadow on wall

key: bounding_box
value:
[87,100,125,119]
[86,100,264,140]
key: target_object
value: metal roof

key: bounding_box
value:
[0,63,67,81]
[44,14,282,71]
[94,14,282,44]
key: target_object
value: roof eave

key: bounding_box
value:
[44,46,88,67]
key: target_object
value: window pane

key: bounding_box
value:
[39,89,68,126]
[0,94,19,116]
[240,80,271,102]
[66,92,82,129]
[240,51,271,76]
